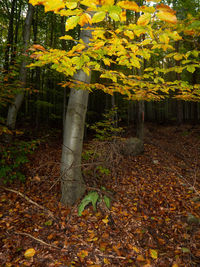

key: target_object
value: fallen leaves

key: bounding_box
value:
[0,124,200,265]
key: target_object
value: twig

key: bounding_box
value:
[15,231,67,251]
[75,237,126,260]
[0,186,55,219]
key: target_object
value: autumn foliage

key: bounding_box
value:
[28,0,200,100]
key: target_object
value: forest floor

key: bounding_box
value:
[0,124,200,266]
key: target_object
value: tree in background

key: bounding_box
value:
[6,2,34,131]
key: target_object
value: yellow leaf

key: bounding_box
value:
[60,35,74,40]
[124,30,134,39]
[157,11,177,24]
[65,1,77,9]
[174,54,183,61]
[159,33,170,44]
[101,0,115,5]
[117,1,139,12]
[120,11,126,22]
[137,13,151,26]
[102,216,109,224]
[103,58,111,66]
[94,40,105,49]
[24,248,36,258]
[149,249,158,259]
[44,0,65,12]
[172,264,179,267]
[132,246,139,253]
[103,258,110,264]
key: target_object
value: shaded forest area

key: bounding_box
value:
[0,0,200,266]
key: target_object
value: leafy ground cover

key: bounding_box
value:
[0,124,200,266]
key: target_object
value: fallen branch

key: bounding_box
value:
[15,231,67,251]
[0,186,55,219]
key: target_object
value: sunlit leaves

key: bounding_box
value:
[117,1,139,12]
[137,13,151,26]
[92,11,106,23]
[65,1,77,9]
[65,16,80,31]
[156,11,177,24]
[187,65,196,73]
[159,33,170,44]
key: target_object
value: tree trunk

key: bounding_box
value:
[60,26,92,206]
[6,3,34,130]
[136,100,145,141]
[4,0,16,72]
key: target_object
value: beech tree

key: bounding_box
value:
[28,0,200,205]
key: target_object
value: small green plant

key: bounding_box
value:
[0,140,39,183]
[96,166,110,175]
[78,188,111,216]
[90,107,123,141]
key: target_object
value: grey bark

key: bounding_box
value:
[60,27,92,206]
[6,3,34,130]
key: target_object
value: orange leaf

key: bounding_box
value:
[137,255,145,261]
[32,44,46,51]
[79,13,92,26]
[156,3,176,14]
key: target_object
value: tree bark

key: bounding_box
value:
[60,26,92,206]
[6,3,34,130]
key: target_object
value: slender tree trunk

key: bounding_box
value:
[6,3,34,130]
[11,0,22,65]
[4,0,16,72]
[60,26,92,206]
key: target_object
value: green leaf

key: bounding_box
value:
[187,65,196,73]
[149,249,158,259]
[181,247,190,253]
[103,195,111,209]
[78,191,99,216]
[44,220,52,226]
[92,11,106,23]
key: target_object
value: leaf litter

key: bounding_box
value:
[0,124,200,266]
